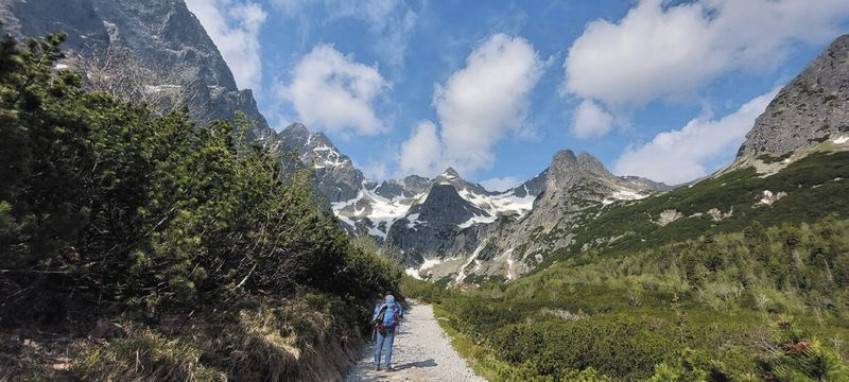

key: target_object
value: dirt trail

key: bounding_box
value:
[345,301,485,382]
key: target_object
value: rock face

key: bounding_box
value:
[329,165,540,251]
[0,0,275,142]
[277,123,365,203]
[738,34,849,160]
[405,150,669,281]
[386,184,490,263]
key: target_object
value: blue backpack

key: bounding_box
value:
[374,303,400,332]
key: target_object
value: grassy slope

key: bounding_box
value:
[557,151,849,263]
[404,151,849,381]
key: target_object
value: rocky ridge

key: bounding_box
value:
[0,0,275,142]
[736,34,849,165]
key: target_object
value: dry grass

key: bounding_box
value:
[3,295,367,382]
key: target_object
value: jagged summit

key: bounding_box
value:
[0,0,274,141]
[441,167,461,177]
[737,34,849,160]
[410,184,489,227]
[550,150,610,176]
[553,149,577,162]
[276,123,364,203]
[281,122,309,136]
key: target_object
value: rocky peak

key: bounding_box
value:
[619,176,672,192]
[552,149,578,166]
[402,175,431,193]
[372,180,409,199]
[0,0,274,141]
[737,34,849,160]
[281,122,309,137]
[547,150,614,190]
[431,167,492,196]
[511,169,548,197]
[277,123,312,148]
[442,167,461,177]
[276,123,364,203]
[577,152,612,177]
[409,184,488,227]
[435,167,462,184]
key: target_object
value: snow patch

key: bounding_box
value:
[503,248,517,280]
[456,188,536,227]
[603,188,648,205]
[455,242,487,284]
[332,188,421,239]
[309,145,348,169]
[406,213,424,229]
[404,257,452,280]
[833,136,849,145]
[458,213,497,229]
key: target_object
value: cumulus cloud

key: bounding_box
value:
[276,44,389,135]
[572,99,614,139]
[564,0,849,109]
[480,177,522,192]
[614,89,779,185]
[404,34,544,176]
[185,0,267,90]
[361,161,390,181]
[398,120,443,176]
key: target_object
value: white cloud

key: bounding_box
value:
[614,89,779,185]
[276,44,389,135]
[398,120,443,176]
[361,161,390,181]
[572,99,614,139]
[185,0,267,90]
[428,33,545,174]
[480,177,522,192]
[564,0,849,109]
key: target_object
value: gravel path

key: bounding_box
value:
[345,301,485,382]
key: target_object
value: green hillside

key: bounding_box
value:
[560,151,849,263]
[405,153,849,381]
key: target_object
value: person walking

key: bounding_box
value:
[373,293,403,371]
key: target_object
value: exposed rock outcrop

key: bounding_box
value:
[737,35,849,160]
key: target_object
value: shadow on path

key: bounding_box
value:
[392,359,437,371]
[344,302,485,381]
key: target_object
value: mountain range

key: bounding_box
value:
[4,0,848,284]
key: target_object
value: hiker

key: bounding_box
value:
[373,293,403,371]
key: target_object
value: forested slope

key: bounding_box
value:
[0,31,400,381]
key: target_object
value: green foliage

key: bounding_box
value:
[558,152,849,264]
[0,29,403,381]
[0,31,399,325]
[758,319,849,381]
[400,276,455,303]
[435,216,849,381]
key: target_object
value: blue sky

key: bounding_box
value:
[186,0,849,187]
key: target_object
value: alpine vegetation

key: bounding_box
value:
[4,0,849,381]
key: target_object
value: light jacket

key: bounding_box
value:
[373,295,403,328]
